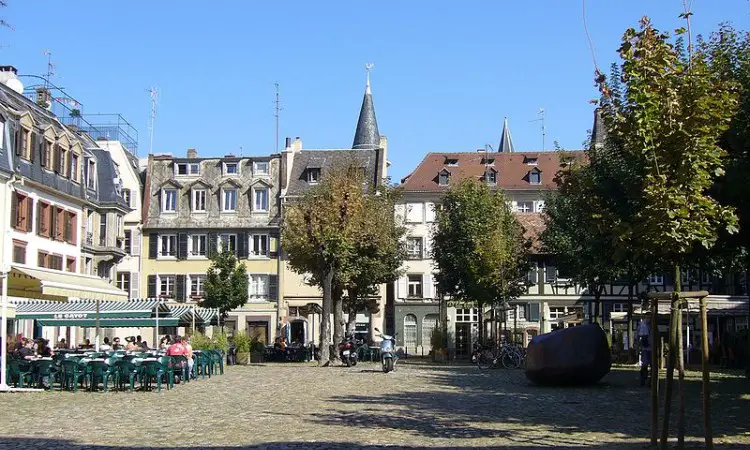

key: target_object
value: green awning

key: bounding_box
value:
[13,299,169,320]
[36,317,179,327]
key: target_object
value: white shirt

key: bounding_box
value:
[637,320,650,337]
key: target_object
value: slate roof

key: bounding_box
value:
[352,84,380,150]
[91,148,129,209]
[400,151,585,192]
[498,118,515,153]
[284,148,384,197]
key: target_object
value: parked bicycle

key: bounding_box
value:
[476,342,525,370]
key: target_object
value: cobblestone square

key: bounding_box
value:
[0,361,748,449]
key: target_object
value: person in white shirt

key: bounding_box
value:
[637,313,652,387]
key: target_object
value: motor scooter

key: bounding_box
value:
[338,335,359,367]
[374,328,398,373]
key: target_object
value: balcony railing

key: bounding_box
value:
[85,232,94,246]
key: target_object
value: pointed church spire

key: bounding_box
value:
[352,63,380,150]
[591,108,606,148]
[498,117,515,153]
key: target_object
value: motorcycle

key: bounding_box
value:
[374,328,398,373]
[338,335,359,367]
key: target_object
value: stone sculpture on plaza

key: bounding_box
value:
[525,323,611,385]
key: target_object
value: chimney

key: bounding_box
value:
[187,148,198,159]
[284,137,292,150]
[292,137,303,152]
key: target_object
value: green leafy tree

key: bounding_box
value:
[282,162,367,365]
[342,185,407,335]
[432,179,530,340]
[200,249,249,326]
[596,17,738,447]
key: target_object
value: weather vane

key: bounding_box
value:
[365,63,374,87]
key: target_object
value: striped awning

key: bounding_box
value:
[168,305,219,326]
[9,266,128,301]
[13,299,170,320]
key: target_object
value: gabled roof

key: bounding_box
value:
[401,151,585,192]
[285,149,382,197]
[159,179,184,189]
[187,178,213,189]
[218,177,243,188]
[248,178,274,189]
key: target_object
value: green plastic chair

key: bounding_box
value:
[171,355,189,382]
[8,360,33,388]
[113,360,140,392]
[31,359,57,389]
[141,360,168,392]
[60,360,86,391]
[210,350,224,375]
[159,356,175,388]
[85,360,112,392]
[195,352,211,379]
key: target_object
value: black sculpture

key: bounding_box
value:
[525,323,611,385]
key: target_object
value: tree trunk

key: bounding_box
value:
[745,262,750,380]
[660,266,681,450]
[677,306,686,450]
[699,295,714,450]
[650,296,660,448]
[332,283,344,363]
[319,269,334,366]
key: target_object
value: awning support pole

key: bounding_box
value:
[192,304,196,334]
[155,302,160,348]
[95,299,101,352]
[1,270,10,391]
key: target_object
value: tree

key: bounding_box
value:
[596,17,738,449]
[432,179,530,341]
[282,162,367,365]
[200,249,249,326]
[341,184,407,335]
[542,154,625,325]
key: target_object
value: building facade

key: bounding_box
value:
[141,149,281,344]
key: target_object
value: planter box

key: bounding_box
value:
[250,351,264,363]
[432,350,448,363]
[235,352,250,365]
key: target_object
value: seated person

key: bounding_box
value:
[57,338,67,350]
[99,337,111,351]
[37,339,53,357]
[124,337,138,352]
[140,340,149,350]
[166,336,187,356]
[112,337,122,350]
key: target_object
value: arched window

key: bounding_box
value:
[422,314,439,348]
[403,314,417,348]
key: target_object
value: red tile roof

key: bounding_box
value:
[401,151,585,192]
[515,212,546,253]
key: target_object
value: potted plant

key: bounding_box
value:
[430,327,450,363]
[249,338,265,363]
[233,333,251,365]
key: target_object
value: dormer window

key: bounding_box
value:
[524,156,538,165]
[222,188,237,212]
[162,189,178,212]
[254,161,269,176]
[223,162,239,176]
[445,158,459,166]
[486,170,497,184]
[189,163,200,175]
[86,160,97,190]
[307,168,321,184]
[438,170,450,186]
[192,189,207,212]
[481,158,495,165]
[175,163,188,176]
[529,168,541,185]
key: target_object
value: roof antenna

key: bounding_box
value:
[147,87,159,156]
[529,108,546,151]
[43,49,55,89]
[274,82,282,152]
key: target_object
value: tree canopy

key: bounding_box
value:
[200,249,249,324]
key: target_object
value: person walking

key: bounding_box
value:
[637,313,652,387]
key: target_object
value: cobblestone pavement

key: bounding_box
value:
[0,361,748,449]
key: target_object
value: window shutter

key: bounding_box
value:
[148,233,158,259]
[130,272,140,300]
[64,212,71,242]
[423,273,434,299]
[177,233,188,260]
[175,275,186,302]
[36,203,43,236]
[131,229,141,256]
[397,276,408,299]
[14,130,21,156]
[10,193,17,229]
[25,198,33,232]
[70,213,78,244]
[269,232,279,258]
[29,133,36,162]
[52,144,59,173]
[269,274,278,301]
[526,266,538,284]
[528,303,540,322]
[39,140,46,167]
[147,275,157,298]
[545,265,557,283]
[49,206,57,238]
[237,232,249,259]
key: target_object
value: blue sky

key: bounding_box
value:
[2,1,748,181]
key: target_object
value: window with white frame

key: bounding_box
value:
[218,233,237,253]
[116,272,130,295]
[403,314,417,347]
[535,200,545,212]
[223,162,238,175]
[162,189,177,212]
[159,234,177,257]
[175,163,189,176]
[406,237,423,259]
[438,171,450,186]
[422,314,439,348]
[159,275,176,298]
[189,274,206,298]
[249,234,269,257]
[254,161,269,176]
[86,160,96,189]
[253,187,269,212]
[192,189,206,212]
[222,188,237,212]
[612,303,627,313]
[307,168,320,184]
[549,307,566,320]
[648,274,664,285]
[516,201,533,213]
[189,163,200,175]
[406,202,424,223]
[455,308,478,322]
[189,234,207,257]
[407,274,423,298]
[122,189,131,207]
[487,170,497,184]
[249,274,269,300]
[529,169,541,184]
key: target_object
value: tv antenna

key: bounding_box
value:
[274,82,282,152]
[147,87,159,156]
[529,108,546,151]
[43,49,55,89]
